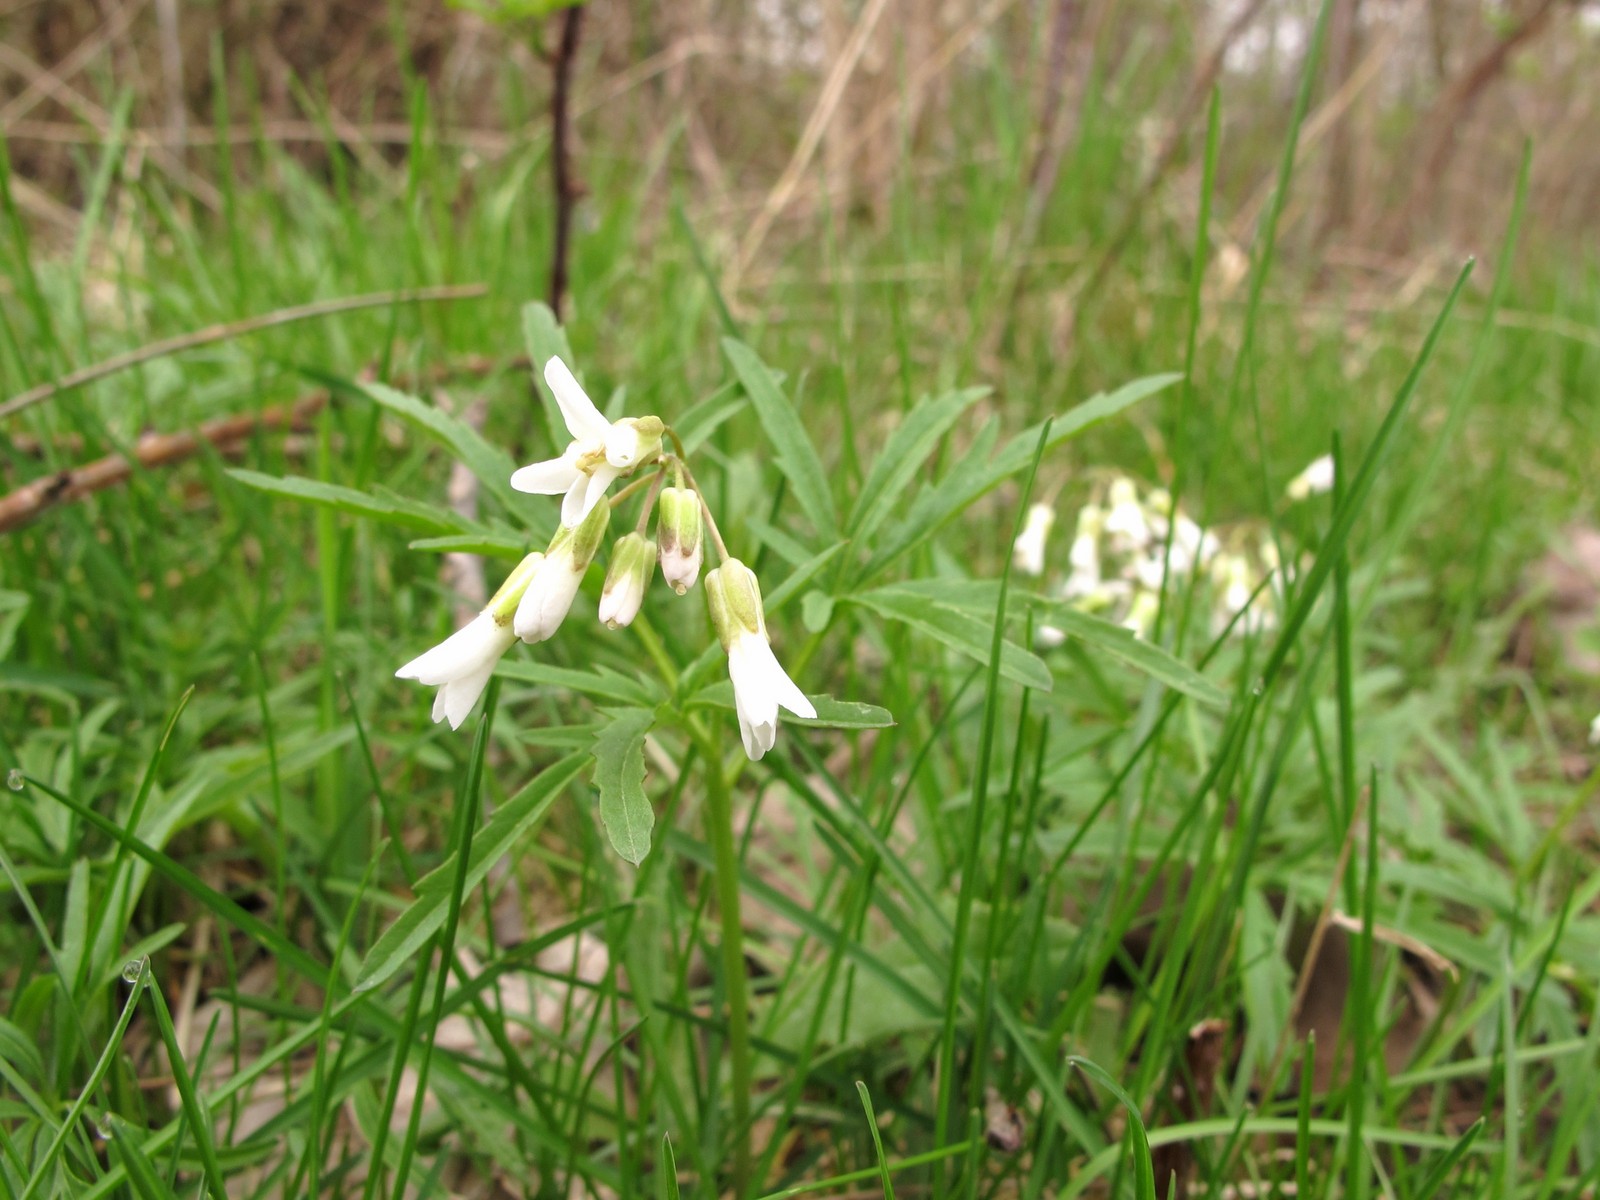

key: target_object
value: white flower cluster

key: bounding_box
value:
[397,355,814,757]
[1016,474,1283,643]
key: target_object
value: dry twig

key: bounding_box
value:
[0,284,488,422]
[0,393,325,533]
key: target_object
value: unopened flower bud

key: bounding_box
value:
[599,533,657,630]
[706,558,764,648]
[657,486,704,594]
[514,498,610,643]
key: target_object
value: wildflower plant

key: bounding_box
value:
[231,300,1207,1189]
[391,332,844,864]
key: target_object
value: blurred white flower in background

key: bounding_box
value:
[1286,453,1336,502]
[1027,472,1285,647]
[1012,503,1056,576]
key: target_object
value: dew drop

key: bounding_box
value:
[121,958,146,985]
[5,768,22,791]
[93,1118,115,1141]
[1250,678,1265,697]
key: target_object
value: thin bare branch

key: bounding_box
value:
[0,285,488,422]
[0,394,325,533]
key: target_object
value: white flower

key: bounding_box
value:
[598,533,656,630]
[1122,590,1160,640]
[514,497,610,642]
[1170,515,1218,575]
[510,357,663,527]
[396,551,544,729]
[1131,554,1167,590]
[1286,454,1335,501]
[1589,714,1600,746]
[706,559,816,761]
[1061,504,1105,600]
[1012,503,1055,576]
[1103,478,1150,550]
[396,613,517,729]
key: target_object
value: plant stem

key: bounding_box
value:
[695,720,752,1193]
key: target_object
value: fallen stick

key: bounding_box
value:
[0,394,326,533]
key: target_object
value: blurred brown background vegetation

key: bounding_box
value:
[3,0,1598,288]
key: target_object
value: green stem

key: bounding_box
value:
[694,719,752,1193]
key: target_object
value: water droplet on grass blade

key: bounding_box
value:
[5,769,22,791]
[121,958,147,985]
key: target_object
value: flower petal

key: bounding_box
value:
[748,635,816,720]
[511,453,582,495]
[544,356,611,444]
[440,660,497,729]
[396,614,511,686]
[559,473,590,528]
[561,463,621,527]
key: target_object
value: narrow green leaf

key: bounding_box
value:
[227,469,457,533]
[494,660,663,707]
[355,752,588,991]
[105,1115,179,1200]
[16,960,146,1200]
[856,1083,897,1200]
[521,300,579,449]
[852,588,1052,692]
[1416,1119,1485,1200]
[689,683,894,729]
[1029,600,1227,707]
[145,966,228,1200]
[359,381,523,511]
[862,373,1180,580]
[592,709,656,865]
[656,1133,682,1200]
[672,383,746,455]
[722,338,836,538]
[848,387,988,543]
[407,531,529,558]
[765,540,849,612]
[1066,1056,1157,1200]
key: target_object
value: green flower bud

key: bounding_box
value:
[657,486,704,594]
[705,558,765,651]
[599,533,657,629]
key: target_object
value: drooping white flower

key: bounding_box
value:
[514,497,610,643]
[1063,504,1104,600]
[1103,478,1150,551]
[1012,503,1055,576]
[396,551,543,729]
[510,357,664,527]
[657,486,704,594]
[1286,454,1335,501]
[599,532,657,630]
[1122,589,1160,640]
[705,558,816,761]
